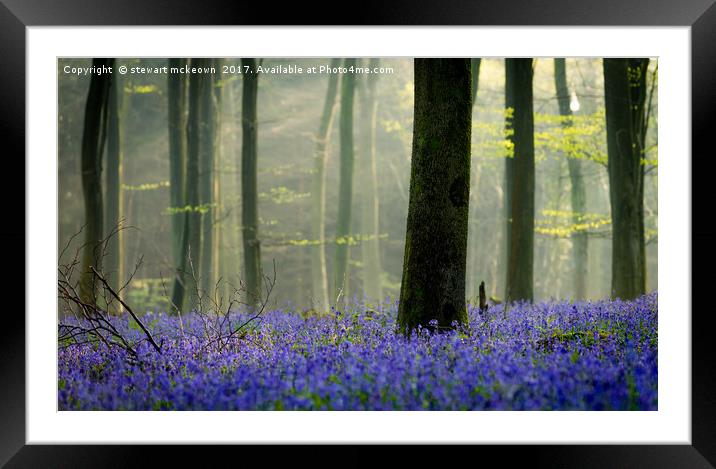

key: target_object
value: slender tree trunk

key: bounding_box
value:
[554,58,588,300]
[490,179,504,299]
[397,58,472,334]
[241,58,262,305]
[502,60,515,303]
[168,59,187,271]
[504,58,535,303]
[104,66,124,295]
[199,61,217,294]
[173,59,204,312]
[212,60,224,299]
[466,57,482,299]
[358,57,383,303]
[225,76,242,297]
[168,58,188,312]
[597,170,612,299]
[333,58,357,303]
[603,58,648,300]
[310,58,341,310]
[79,58,113,305]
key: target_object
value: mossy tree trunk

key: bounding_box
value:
[333,58,357,303]
[241,58,262,306]
[554,58,588,300]
[104,65,124,296]
[603,58,649,300]
[358,57,383,303]
[168,58,188,312]
[79,58,113,305]
[504,58,535,303]
[310,58,341,310]
[397,58,471,334]
[173,58,204,312]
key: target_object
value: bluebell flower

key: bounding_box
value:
[58,292,658,411]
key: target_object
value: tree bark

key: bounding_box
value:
[104,65,123,295]
[212,59,224,300]
[397,58,471,334]
[310,58,341,310]
[554,58,588,300]
[168,58,188,312]
[478,280,487,313]
[333,58,357,303]
[466,57,482,299]
[199,60,218,294]
[603,58,648,300]
[79,58,113,305]
[358,57,383,303]
[241,58,262,305]
[502,60,515,303]
[504,58,535,303]
[172,58,204,312]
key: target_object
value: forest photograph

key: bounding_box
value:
[57,57,658,411]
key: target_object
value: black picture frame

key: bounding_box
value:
[2,0,713,466]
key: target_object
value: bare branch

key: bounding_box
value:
[58,223,162,362]
[90,266,162,354]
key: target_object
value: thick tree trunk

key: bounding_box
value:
[504,58,535,303]
[554,58,588,300]
[603,58,648,300]
[358,57,383,303]
[397,58,471,334]
[310,58,341,310]
[79,58,113,305]
[104,67,123,295]
[199,61,217,294]
[241,58,262,305]
[173,59,204,312]
[168,58,188,312]
[333,58,357,303]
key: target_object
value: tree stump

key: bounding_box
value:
[479,281,488,314]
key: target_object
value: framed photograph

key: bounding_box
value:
[4,0,713,465]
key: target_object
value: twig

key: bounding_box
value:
[90,266,162,354]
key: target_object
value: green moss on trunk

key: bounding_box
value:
[397,58,472,334]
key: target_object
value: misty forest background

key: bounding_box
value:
[58,57,658,315]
